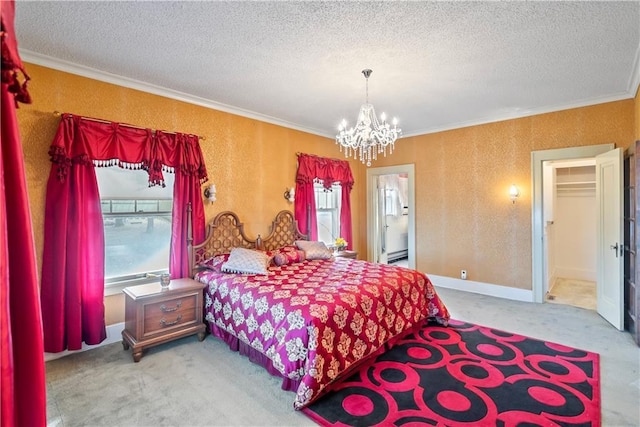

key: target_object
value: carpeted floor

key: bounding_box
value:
[45,286,639,426]
[45,334,314,427]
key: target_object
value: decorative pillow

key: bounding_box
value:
[272,248,306,266]
[221,247,270,275]
[295,240,333,260]
[199,253,230,272]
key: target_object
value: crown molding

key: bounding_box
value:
[627,43,640,98]
[403,91,635,138]
[19,49,333,139]
[21,49,637,141]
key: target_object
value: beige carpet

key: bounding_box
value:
[46,335,314,427]
[45,286,640,427]
[547,277,596,310]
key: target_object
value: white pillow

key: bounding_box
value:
[221,247,270,275]
[295,240,333,260]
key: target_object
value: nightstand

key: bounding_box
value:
[334,250,357,260]
[122,278,206,362]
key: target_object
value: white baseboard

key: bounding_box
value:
[428,274,534,302]
[44,322,124,362]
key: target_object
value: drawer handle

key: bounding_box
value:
[160,301,182,313]
[160,315,182,327]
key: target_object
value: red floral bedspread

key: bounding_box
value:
[195,258,450,409]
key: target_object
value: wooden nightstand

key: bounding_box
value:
[334,250,357,260]
[122,278,206,362]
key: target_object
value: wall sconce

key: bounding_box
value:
[509,184,520,204]
[204,183,216,203]
[284,187,295,203]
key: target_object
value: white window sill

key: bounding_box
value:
[104,276,159,297]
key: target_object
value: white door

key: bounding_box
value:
[377,180,388,264]
[596,148,623,330]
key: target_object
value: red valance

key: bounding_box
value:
[295,153,354,190]
[49,114,208,186]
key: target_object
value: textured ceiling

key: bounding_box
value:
[14,1,640,138]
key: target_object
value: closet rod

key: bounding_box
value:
[52,111,205,140]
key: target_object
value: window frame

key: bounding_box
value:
[95,166,176,295]
[314,182,342,247]
[101,199,174,295]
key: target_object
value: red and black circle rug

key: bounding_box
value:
[302,319,600,426]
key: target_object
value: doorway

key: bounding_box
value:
[532,144,614,303]
[532,143,624,331]
[543,159,597,311]
[366,164,415,269]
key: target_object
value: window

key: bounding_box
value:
[95,167,174,289]
[385,188,399,216]
[314,182,342,246]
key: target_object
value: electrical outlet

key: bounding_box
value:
[461,270,467,280]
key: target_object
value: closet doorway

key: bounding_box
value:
[532,143,624,331]
[543,159,597,310]
[366,164,415,269]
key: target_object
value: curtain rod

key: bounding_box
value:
[53,111,205,141]
[296,151,349,163]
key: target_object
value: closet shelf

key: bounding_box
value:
[556,180,595,193]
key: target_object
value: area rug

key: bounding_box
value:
[302,319,600,426]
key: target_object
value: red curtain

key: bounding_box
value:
[1,1,47,425]
[161,132,207,278]
[41,120,106,351]
[41,115,208,353]
[294,153,354,248]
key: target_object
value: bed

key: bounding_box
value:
[188,210,450,409]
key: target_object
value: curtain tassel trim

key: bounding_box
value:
[1,31,32,106]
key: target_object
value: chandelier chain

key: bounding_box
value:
[365,73,369,104]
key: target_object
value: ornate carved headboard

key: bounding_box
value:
[257,210,308,251]
[187,207,308,277]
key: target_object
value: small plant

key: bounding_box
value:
[334,237,348,251]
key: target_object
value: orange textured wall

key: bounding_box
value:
[373,100,635,290]
[635,85,640,141]
[16,64,365,326]
[15,64,636,325]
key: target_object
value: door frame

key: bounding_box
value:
[366,164,415,269]
[531,144,614,303]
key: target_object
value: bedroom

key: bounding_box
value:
[2,1,640,426]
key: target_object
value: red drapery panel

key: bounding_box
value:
[41,115,208,353]
[294,153,354,248]
[41,135,106,351]
[159,132,207,278]
[1,1,47,425]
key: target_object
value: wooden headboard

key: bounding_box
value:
[187,208,308,277]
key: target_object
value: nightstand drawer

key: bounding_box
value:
[143,294,197,336]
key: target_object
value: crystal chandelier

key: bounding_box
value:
[336,69,401,167]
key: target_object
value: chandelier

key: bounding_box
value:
[336,69,402,167]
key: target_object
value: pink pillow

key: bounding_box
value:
[272,247,306,266]
[199,253,230,272]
